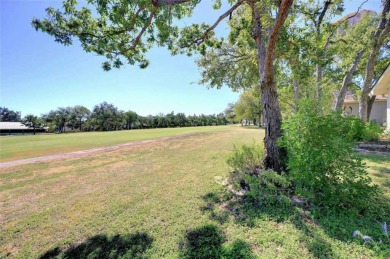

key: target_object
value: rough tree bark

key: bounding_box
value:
[359,0,390,122]
[334,50,364,110]
[367,95,376,121]
[251,0,293,172]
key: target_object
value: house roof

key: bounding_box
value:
[371,63,390,96]
[334,90,387,104]
[339,9,376,25]
[0,122,30,130]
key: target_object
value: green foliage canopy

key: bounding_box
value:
[31,0,232,71]
[0,107,21,122]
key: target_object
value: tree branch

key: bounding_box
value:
[181,0,244,48]
[322,0,368,50]
[317,0,332,33]
[341,0,368,21]
[124,7,158,53]
[264,0,294,82]
[109,5,147,36]
[153,0,193,7]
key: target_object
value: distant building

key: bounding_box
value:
[370,64,390,130]
[337,64,389,129]
[0,122,46,135]
[340,9,376,25]
[341,91,387,125]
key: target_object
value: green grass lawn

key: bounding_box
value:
[1,127,389,258]
[0,126,232,162]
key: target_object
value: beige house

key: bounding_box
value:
[341,64,389,129]
[370,64,390,130]
[342,94,387,125]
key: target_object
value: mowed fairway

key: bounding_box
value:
[1,127,389,258]
[0,126,231,162]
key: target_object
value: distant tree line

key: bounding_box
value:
[2,102,229,132]
[0,107,21,122]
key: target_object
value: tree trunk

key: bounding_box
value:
[360,0,390,122]
[251,0,292,172]
[261,78,285,172]
[367,95,376,121]
[360,61,377,123]
[334,50,364,110]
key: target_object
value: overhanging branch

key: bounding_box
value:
[180,0,244,48]
[153,0,194,7]
[124,7,158,53]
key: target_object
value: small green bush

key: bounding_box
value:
[362,120,384,142]
[226,142,264,190]
[343,116,365,141]
[343,116,384,142]
[226,141,264,174]
[226,142,291,206]
[244,169,292,206]
[279,100,379,210]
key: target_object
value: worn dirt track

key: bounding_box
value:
[0,132,208,169]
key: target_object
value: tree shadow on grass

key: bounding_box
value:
[40,232,153,259]
[200,192,230,224]
[179,224,254,259]
[200,190,390,258]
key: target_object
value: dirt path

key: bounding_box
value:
[0,132,207,169]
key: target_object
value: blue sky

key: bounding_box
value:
[0,0,383,117]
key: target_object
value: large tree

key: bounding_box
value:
[21,114,44,135]
[359,0,390,122]
[90,102,122,131]
[42,107,72,133]
[33,0,293,171]
[333,11,375,110]
[294,0,338,111]
[0,107,21,122]
[68,105,91,131]
[124,110,138,129]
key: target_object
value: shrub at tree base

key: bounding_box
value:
[226,143,291,206]
[279,101,379,211]
[226,142,264,177]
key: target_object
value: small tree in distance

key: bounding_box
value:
[124,111,138,130]
[22,114,44,135]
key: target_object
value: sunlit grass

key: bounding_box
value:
[0,126,233,162]
[0,127,389,258]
